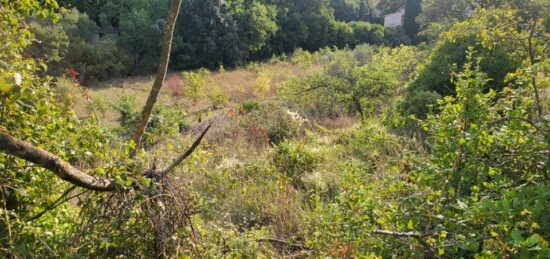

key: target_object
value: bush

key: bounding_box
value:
[272,141,318,189]
[239,100,261,113]
[238,102,302,146]
[253,69,272,97]
[182,68,210,99]
[329,20,354,47]
[352,44,376,65]
[291,48,313,66]
[350,22,385,45]
[383,26,411,46]
[62,37,131,84]
[112,96,185,146]
[337,120,404,162]
[27,8,131,84]
[263,107,301,145]
[399,90,441,119]
[208,84,229,108]
[26,22,70,75]
[279,73,348,118]
[404,9,522,116]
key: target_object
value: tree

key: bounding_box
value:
[411,59,550,257]
[280,46,418,118]
[416,0,471,40]
[1,0,210,256]
[174,0,240,69]
[330,0,373,22]
[229,0,279,60]
[416,0,525,41]
[118,0,170,74]
[403,7,537,118]
[403,0,421,40]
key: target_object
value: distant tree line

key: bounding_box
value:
[28,0,412,83]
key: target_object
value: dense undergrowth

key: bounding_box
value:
[1,0,549,258]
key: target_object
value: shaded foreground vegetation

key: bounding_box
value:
[1,0,550,258]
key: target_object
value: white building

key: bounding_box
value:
[383,8,405,27]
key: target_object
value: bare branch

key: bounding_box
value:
[372,229,422,238]
[129,0,183,156]
[27,186,91,222]
[256,237,308,251]
[148,125,211,177]
[0,131,115,192]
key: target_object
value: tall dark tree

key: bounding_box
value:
[403,0,421,40]
[173,0,240,69]
[331,0,373,22]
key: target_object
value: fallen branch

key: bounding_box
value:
[372,229,422,238]
[256,237,308,251]
[372,229,434,255]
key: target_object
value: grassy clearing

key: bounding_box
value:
[70,60,324,127]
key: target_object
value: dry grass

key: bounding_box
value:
[316,115,358,129]
[71,61,324,125]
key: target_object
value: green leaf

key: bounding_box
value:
[523,234,542,247]
[0,78,12,93]
[407,220,414,230]
[511,229,524,244]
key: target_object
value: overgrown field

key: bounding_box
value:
[60,41,548,257]
[1,0,549,258]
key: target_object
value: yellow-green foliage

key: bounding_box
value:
[208,84,229,108]
[291,48,314,67]
[253,69,272,97]
[182,68,210,99]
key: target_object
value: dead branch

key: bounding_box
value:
[27,185,77,222]
[372,229,422,238]
[256,237,308,251]
[144,125,211,179]
[158,125,211,176]
[372,229,435,256]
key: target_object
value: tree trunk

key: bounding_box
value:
[130,0,184,155]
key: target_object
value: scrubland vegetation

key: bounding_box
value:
[1,0,549,258]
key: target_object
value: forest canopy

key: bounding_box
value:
[25,0,414,83]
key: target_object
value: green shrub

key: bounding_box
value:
[182,68,210,99]
[404,9,522,118]
[63,38,132,84]
[350,22,385,45]
[278,73,348,118]
[239,100,261,113]
[337,119,404,161]
[208,85,229,108]
[238,102,302,146]
[272,141,318,189]
[264,108,300,145]
[399,90,441,119]
[383,26,411,46]
[112,96,185,146]
[253,69,272,97]
[291,48,313,67]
